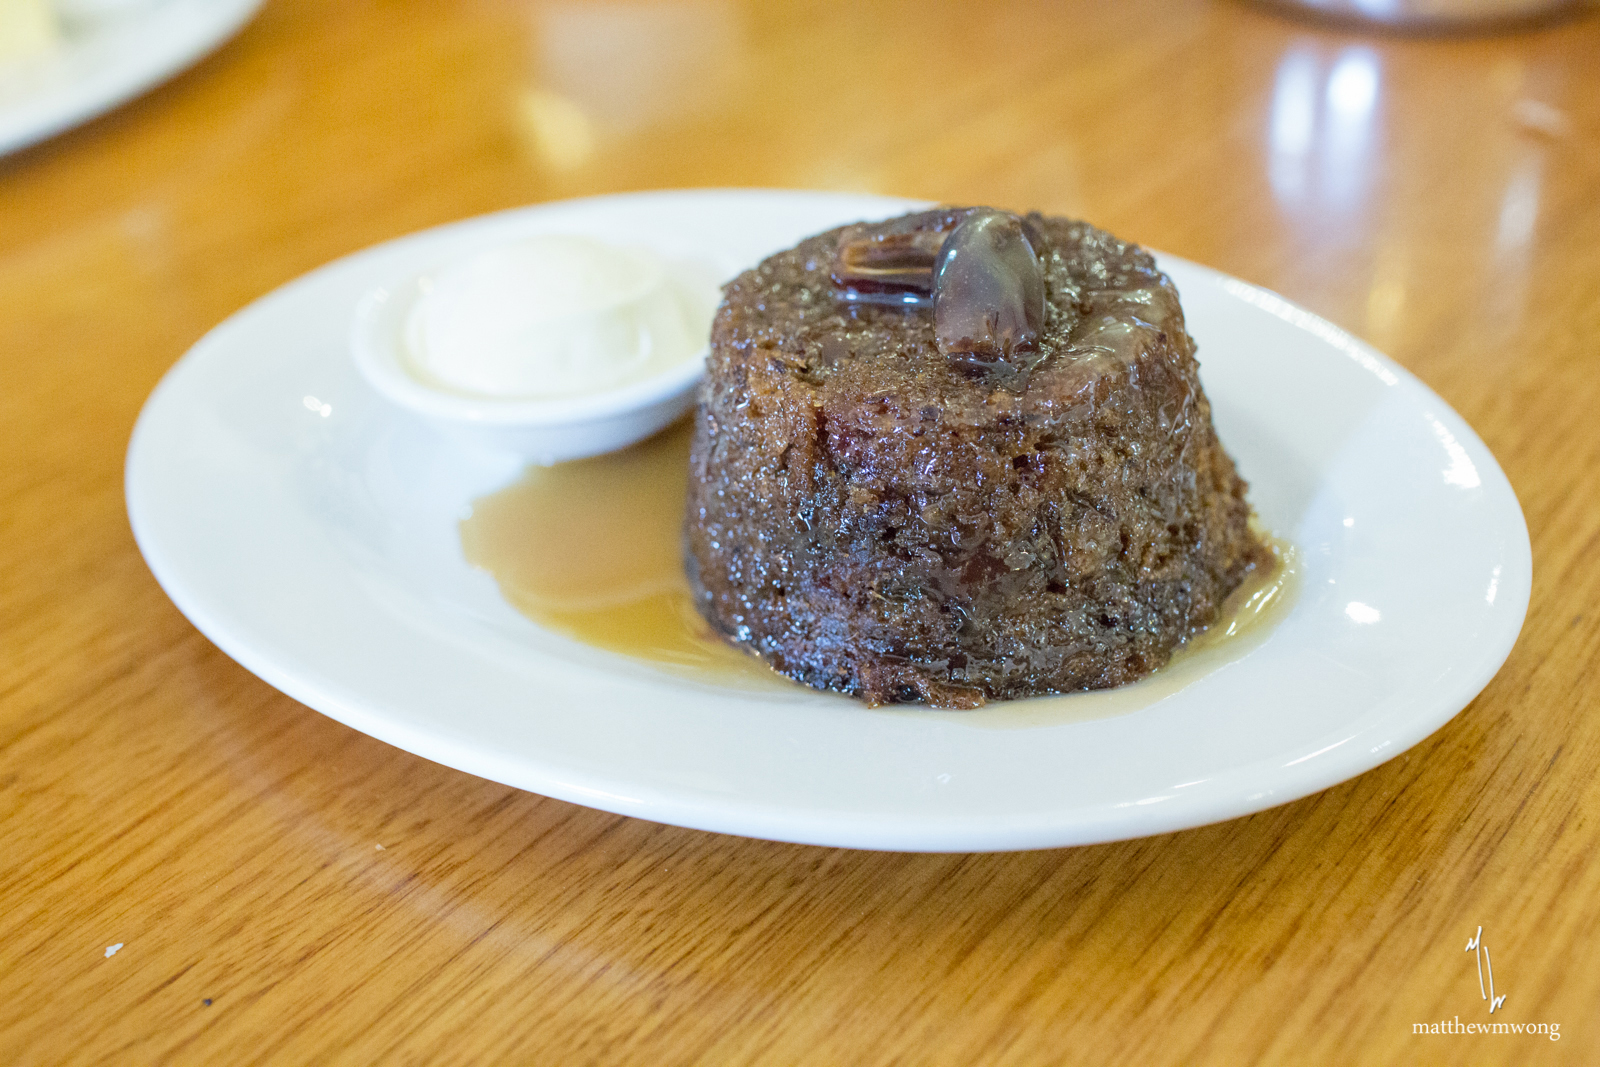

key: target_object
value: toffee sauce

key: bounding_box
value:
[460,420,1298,723]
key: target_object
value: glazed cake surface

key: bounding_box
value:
[685,210,1268,707]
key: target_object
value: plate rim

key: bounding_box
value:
[0,0,266,157]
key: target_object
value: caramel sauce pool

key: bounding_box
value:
[461,421,1299,719]
[460,421,790,692]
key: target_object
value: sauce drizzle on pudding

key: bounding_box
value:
[460,421,1298,717]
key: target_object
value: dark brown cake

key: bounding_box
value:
[684,208,1268,707]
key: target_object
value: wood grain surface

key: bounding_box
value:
[3,0,1598,1063]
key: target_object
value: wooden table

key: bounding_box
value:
[4,1,1597,1062]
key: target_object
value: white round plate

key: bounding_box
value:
[0,0,263,157]
[125,190,1531,852]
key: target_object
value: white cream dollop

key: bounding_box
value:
[405,235,711,400]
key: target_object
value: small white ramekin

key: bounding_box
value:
[350,273,707,465]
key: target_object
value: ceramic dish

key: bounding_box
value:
[0,0,263,157]
[349,249,717,464]
[125,189,1531,852]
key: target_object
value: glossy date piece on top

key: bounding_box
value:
[830,208,976,307]
[933,210,1045,360]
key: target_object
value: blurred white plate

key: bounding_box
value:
[0,0,262,156]
[125,190,1531,852]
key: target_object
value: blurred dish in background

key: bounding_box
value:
[0,0,262,156]
[1256,0,1590,31]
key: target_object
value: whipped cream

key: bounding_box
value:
[405,235,713,400]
